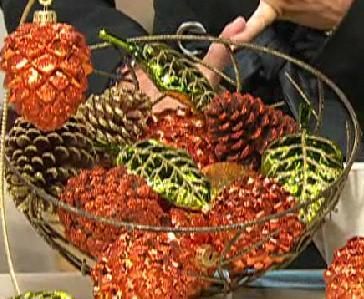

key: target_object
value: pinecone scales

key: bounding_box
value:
[205,92,298,169]
[77,86,152,146]
[5,117,96,218]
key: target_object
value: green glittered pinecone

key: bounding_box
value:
[205,92,298,169]
[76,85,152,147]
[5,117,96,218]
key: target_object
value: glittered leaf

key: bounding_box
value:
[116,139,211,211]
[202,162,256,196]
[99,30,215,112]
[13,291,74,299]
[262,131,343,222]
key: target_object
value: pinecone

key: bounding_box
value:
[144,108,217,169]
[325,237,364,298]
[58,167,169,258]
[208,175,305,274]
[205,92,298,169]
[5,117,96,218]
[92,232,213,299]
[77,86,152,146]
[0,23,93,131]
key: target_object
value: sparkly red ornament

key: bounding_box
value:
[58,167,168,258]
[92,231,214,299]
[0,9,93,132]
[325,237,364,299]
[208,175,305,274]
[205,92,298,170]
[144,108,217,169]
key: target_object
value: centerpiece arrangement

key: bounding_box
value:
[0,0,361,298]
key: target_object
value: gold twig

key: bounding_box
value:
[0,97,20,294]
[90,42,111,51]
[20,0,37,25]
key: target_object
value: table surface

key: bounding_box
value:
[0,273,325,299]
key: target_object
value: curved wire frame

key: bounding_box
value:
[3,34,362,296]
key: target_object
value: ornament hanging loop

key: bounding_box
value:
[33,0,56,24]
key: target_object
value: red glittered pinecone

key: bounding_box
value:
[144,108,217,169]
[205,92,298,169]
[92,231,213,299]
[325,237,364,299]
[0,23,92,131]
[58,167,168,258]
[208,175,305,274]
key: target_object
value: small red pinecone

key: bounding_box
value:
[0,23,92,131]
[144,108,217,169]
[58,167,168,258]
[205,92,298,169]
[208,175,305,274]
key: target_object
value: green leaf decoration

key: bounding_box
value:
[13,291,74,299]
[202,162,257,197]
[261,131,343,223]
[99,30,216,112]
[116,139,211,211]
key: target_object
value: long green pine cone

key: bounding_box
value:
[99,29,216,112]
[12,291,74,299]
[262,130,343,223]
[116,139,211,212]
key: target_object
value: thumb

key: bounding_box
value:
[231,1,278,43]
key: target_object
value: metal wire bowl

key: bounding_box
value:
[3,33,362,297]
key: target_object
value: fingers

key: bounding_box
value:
[231,1,278,43]
[203,17,246,68]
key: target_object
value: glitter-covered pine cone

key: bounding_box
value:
[144,108,217,169]
[58,167,169,258]
[77,86,152,146]
[92,232,214,299]
[0,23,93,131]
[205,92,298,169]
[5,117,96,218]
[208,175,305,274]
[324,237,364,298]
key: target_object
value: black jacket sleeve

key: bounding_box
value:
[314,0,364,128]
[0,0,148,94]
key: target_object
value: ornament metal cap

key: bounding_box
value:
[33,0,57,24]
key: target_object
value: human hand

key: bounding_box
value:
[232,0,354,43]
[200,16,246,86]
[118,66,186,113]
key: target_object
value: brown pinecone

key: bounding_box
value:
[5,117,96,218]
[205,92,298,169]
[58,167,169,258]
[77,85,152,146]
[208,175,305,275]
[144,108,217,169]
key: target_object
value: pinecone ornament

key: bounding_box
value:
[205,92,298,169]
[325,237,364,299]
[77,85,152,146]
[5,117,96,218]
[0,8,93,132]
[92,232,213,299]
[58,167,168,258]
[144,108,217,169]
[208,175,305,274]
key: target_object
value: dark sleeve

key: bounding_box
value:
[314,0,364,128]
[0,0,148,94]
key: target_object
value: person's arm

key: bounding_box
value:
[313,0,364,127]
[0,0,148,94]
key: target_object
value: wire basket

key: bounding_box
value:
[3,32,362,298]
